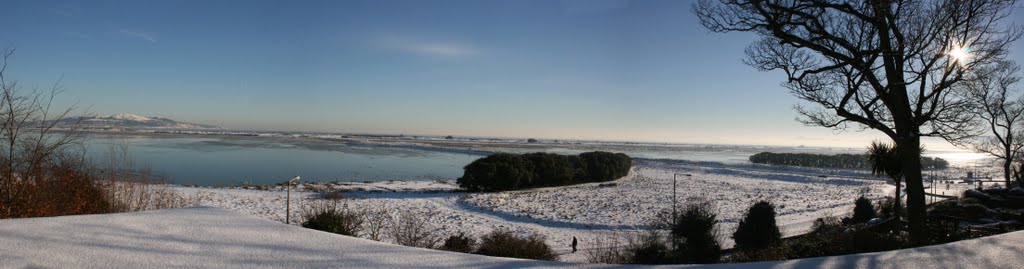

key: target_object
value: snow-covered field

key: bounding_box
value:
[175,159,892,262]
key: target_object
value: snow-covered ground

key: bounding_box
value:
[3,206,1024,269]
[174,159,892,262]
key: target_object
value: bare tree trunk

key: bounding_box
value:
[1006,158,1013,188]
[897,134,927,245]
[1005,141,1013,187]
[891,87,927,243]
[894,178,901,220]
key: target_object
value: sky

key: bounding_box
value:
[2,0,1023,150]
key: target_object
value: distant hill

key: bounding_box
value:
[51,113,222,130]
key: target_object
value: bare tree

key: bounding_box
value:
[955,60,1024,187]
[0,48,87,217]
[694,0,1022,243]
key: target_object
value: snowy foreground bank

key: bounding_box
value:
[2,206,1023,268]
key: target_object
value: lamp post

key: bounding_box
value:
[672,173,691,222]
[671,173,690,262]
[286,176,300,224]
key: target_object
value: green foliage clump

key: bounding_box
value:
[877,197,904,219]
[458,151,631,191]
[669,200,721,264]
[475,230,558,261]
[732,216,908,263]
[438,233,475,253]
[457,153,535,192]
[848,196,877,224]
[733,201,782,251]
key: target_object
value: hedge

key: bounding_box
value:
[458,151,631,191]
[748,152,948,170]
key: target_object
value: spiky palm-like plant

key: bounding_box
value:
[867,141,905,220]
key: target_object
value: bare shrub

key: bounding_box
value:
[624,231,671,264]
[362,200,391,241]
[586,233,629,264]
[588,231,680,264]
[389,208,441,248]
[0,48,106,218]
[475,229,558,261]
[6,154,112,218]
[301,199,363,236]
[0,49,197,218]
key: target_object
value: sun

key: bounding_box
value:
[947,45,971,66]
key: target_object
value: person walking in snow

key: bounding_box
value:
[571,236,578,253]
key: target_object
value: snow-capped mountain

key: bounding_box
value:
[54,113,222,130]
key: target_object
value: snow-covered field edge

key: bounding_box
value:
[172,159,898,262]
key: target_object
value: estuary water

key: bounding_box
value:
[81,134,991,186]
[83,134,485,186]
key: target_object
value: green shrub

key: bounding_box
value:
[732,215,912,263]
[523,152,575,186]
[457,153,535,191]
[928,200,965,218]
[848,196,877,224]
[962,203,991,219]
[785,217,849,259]
[439,233,475,253]
[301,200,363,236]
[458,151,631,191]
[877,196,904,219]
[850,229,905,252]
[475,230,558,261]
[748,152,948,169]
[733,201,782,251]
[579,151,632,181]
[669,200,721,264]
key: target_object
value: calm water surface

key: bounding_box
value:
[82,134,990,186]
[84,135,484,186]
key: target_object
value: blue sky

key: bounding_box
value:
[3,0,1022,149]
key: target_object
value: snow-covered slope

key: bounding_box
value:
[53,113,221,130]
[2,206,1024,268]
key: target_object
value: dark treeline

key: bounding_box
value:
[749,152,949,170]
[458,151,632,192]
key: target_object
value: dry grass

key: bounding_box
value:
[586,232,631,264]
[99,143,199,212]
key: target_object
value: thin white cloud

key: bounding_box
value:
[120,29,157,43]
[61,31,89,39]
[377,36,478,57]
[50,5,79,17]
[407,43,477,57]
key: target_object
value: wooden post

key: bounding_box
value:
[672,173,677,223]
[286,183,291,224]
[285,176,300,224]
